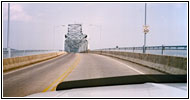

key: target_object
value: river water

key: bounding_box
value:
[3,49,187,59]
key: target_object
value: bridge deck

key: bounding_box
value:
[3,53,163,97]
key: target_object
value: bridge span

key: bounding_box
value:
[3,53,163,97]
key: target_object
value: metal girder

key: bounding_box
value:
[64,24,88,52]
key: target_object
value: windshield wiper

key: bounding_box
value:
[56,74,187,91]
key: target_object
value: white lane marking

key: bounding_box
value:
[118,61,145,74]
[96,54,145,74]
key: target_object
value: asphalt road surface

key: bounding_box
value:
[3,53,163,97]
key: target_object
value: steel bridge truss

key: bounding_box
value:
[64,24,88,52]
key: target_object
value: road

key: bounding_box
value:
[3,53,163,97]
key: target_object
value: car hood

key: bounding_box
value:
[27,83,187,97]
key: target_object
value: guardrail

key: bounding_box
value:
[95,45,187,57]
[89,51,187,74]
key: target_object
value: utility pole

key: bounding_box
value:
[60,25,66,51]
[7,3,11,58]
[143,3,149,53]
[99,25,102,49]
[53,25,66,51]
[53,25,55,51]
[89,24,101,49]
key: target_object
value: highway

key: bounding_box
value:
[3,53,163,97]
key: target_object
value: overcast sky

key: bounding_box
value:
[3,2,187,50]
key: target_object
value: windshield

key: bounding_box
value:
[2,2,187,98]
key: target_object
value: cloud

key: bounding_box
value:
[3,3,32,22]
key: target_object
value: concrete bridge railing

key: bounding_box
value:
[88,51,187,74]
[3,52,66,72]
